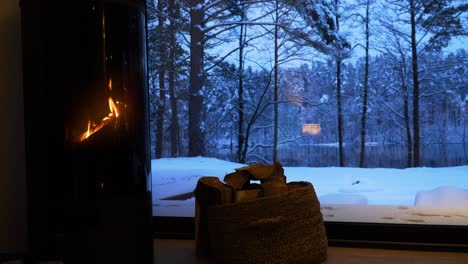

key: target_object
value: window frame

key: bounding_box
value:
[146,0,468,251]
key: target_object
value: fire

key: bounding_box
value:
[79,79,121,141]
[83,120,91,140]
[79,96,120,141]
[108,97,119,117]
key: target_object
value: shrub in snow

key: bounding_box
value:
[339,176,381,193]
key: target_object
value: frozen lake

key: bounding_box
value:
[214,143,468,168]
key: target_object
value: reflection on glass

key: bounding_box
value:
[302,124,321,136]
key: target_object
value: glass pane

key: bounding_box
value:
[147,0,468,225]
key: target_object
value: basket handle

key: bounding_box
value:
[247,216,286,229]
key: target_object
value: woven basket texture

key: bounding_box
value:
[206,182,327,264]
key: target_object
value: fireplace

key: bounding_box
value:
[21,0,152,262]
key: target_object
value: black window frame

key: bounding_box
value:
[146,0,468,252]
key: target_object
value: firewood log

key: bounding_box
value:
[194,177,233,256]
[235,163,274,181]
[224,171,250,190]
[260,162,288,197]
[235,185,263,203]
[287,181,312,191]
[262,180,288,197]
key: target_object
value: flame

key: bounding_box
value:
[108,97,119,117]
[81,120,91,141]
[79,81,121,141]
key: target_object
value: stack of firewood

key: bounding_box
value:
[195,161,300,256]
[226,161,289,201]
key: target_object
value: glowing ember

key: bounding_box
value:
[79,79,121,142]
[302,123,321,135]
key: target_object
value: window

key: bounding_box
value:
[148,0,468,246]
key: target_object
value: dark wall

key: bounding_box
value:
[0,0,27,254]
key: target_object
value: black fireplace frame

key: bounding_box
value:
[21,0,153,262]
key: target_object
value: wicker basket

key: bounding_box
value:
[206,182,327,264]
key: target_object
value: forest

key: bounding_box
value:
[146,0,467,168]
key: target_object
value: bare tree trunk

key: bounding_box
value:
[155,0,166,159]
[403,88,413,168]
[156,74,165,158]
[359,0,370,168]
[273,0,279,162]
[463,122,466,143]
[410,0,420,167]
[399,61,413,167]
[168,0,180,157]
[398,52,413,168]
[188,0,205,157]
[335,0,344,167]
[237,20,245,163]
[336,60,344,167]
[241,75,273,163]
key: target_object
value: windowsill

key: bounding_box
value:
[154,204,468,226]
[154,239,468,264]
[321,204,468,225]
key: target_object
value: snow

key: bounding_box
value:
[415,186,468,206]
[320,205,468,225]
[152,157,244,202]
[319,193,368,205]
[320,94,329,103]
[152,157,468,224]
[192,3,203,11]
[338,175,382,193]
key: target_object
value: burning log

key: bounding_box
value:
[79,79,121,142]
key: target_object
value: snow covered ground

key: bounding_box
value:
[152,157,468,225]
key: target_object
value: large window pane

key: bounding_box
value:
[147,0,468,225]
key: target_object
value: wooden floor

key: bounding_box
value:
[155,239,468,264]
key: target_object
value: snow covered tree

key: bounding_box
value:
[147,0,187,158]
[156,0,167,158]
[380,0,467,167]
[187,0,277,157]
[273,0,280,162]
[167,0,185,157]
[333,0,346,167]
[357,0,373,167]
[147,0,169,158]
[188,0,206,156]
